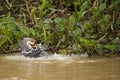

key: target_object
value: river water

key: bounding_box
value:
[0,53,120,80]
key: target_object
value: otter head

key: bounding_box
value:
[27,39,37,48]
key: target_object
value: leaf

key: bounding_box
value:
[72,28,81,37]
[6,23,16,31]
[112,0,120,6]
[29,28,35,36]
[69,15,75,24]
[0,24,5,29]
[79,38,96,47]
[92,8,100,17]
[55,17,63,24]
[99,3,106,11]
[84,21,92,29]
[78,2,88,20]
[20,26,30,36]
[99,14,110,24]
[43,27,47,42]
[0,35,8,46]
[104,44,117,51]
[112,37,119,44]
[31,7,37,16]
[55,17,65,31]
[80,2,88,12]
[39,0,47,18]
[68,15,76,30]
[20,26,35,36]
[44,18,53,24]
[1,28,11,36]
[14,31,23,39]
[56,24,65,31]
[58,35,65,43]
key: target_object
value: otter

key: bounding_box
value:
[19,38,48,58]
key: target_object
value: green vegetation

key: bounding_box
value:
[0,0,120,56]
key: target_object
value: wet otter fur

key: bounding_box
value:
[19,38,48,58]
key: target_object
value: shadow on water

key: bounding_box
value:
[0,53,120,80]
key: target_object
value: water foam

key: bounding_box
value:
[5,53,74,61]
[5,53,96,64]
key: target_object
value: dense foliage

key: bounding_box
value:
[0,0,120,56]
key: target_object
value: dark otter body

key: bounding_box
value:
[23,44,49,58]
[19,38,48,58]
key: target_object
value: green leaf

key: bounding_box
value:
[72,28,81,37]
[78,2,88,20]
[55,17,63,24]
[43,27,47,41]
[56,24,64,31]
[112,0,120,6]
[79,38,96,47]
[104,44,117,51]
[0,24,5,29]
[55,17,65,31]
[20,26,35,36]
[39,0,47,18]
[99,3,106,11]
[84,21,92,29]
[1,28,11,36]
[99,14,110,24]
[20,26,30,36]
[0,35,8,46]
[6,23,16,31]
[29,28,35,36]
[69,15,75,25]
[92,8,100,17]
[44,18,53,24]
[68,15,76,30]
[80,2,88,12]
[31,7,37,16]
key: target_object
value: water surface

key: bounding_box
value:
[0,54,120,80]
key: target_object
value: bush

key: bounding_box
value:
[0,0,120,56]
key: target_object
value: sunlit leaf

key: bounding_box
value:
[99,3,106,11]
[31,7,37,16]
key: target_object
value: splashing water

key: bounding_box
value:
[5,53,97,64]
[5,53,74,61]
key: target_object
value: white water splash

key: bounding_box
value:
[5,53,74,61]
[5,53,97,63]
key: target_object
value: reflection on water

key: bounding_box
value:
[0,53,120,80]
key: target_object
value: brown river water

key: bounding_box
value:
[0,53,120,80]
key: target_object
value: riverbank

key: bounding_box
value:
[0,0,120,56]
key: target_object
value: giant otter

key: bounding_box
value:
[19,38,48,58]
